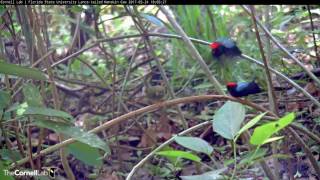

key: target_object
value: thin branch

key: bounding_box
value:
[158,5,225,95]
[242,5,320,87]
[307,5,320,65]
[242,54,320,108]
[117,38,143,110]
[126,6,188,129]
[250,6,278,115]
[250,7,280,179]
[126,121,212,179]
[287,127,320,175]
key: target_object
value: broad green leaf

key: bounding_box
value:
[180,168,226,180]
[175,136,213,155]
[250,113,295,145]
[235,112,267,141]
[0,61,46,81]
[22,83,43,107]
[212,101,246,140]
[0,90,10,110]
[140,13,164,27]
[17,106,74,122]
[156,150,201,162]
[33,120,110,153]
[67,142,103,167]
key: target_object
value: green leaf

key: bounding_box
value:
[175,136,213,156]
[235,112,267,141]
[212,101,246,140]
[140,13,164,27]
[0,160,14,180]
[156,150,201,162]
[17,106,74,122]
[33,120,110,153]
[250,113,295,145]
[180,168,226,180]
[22,83,43,107]
[0,5,6,17]
[67,141,103,167]
[0,90,10,110]
[70,5,83,13]
[0,61,46,81]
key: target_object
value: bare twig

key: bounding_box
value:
[158,5,225,95]
[242,54,320,108]
[242,5,320,87]
[126,6,188,129]
[287,127,320,176]
[250,7,279,179]
[249,6,278,115]
[126,121,212,179]
[307,5,320,66]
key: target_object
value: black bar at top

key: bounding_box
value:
[0,0,317,5]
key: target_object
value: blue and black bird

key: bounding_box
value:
[210,38,242,59]
[226,81,262,97]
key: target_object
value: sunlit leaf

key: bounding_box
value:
[156,150,201,162]
[250,113,295,145]
[235,112,267,141]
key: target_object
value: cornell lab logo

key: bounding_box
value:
[43,167,57,178]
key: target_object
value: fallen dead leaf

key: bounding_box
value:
[137,125,157,148]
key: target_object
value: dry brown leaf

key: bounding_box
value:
[156,113,172,140]
[137,125,157,148]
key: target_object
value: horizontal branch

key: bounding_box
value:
[9,95,274,170]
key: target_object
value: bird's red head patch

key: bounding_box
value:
[210,42,222,49]
[227,82,237,88]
